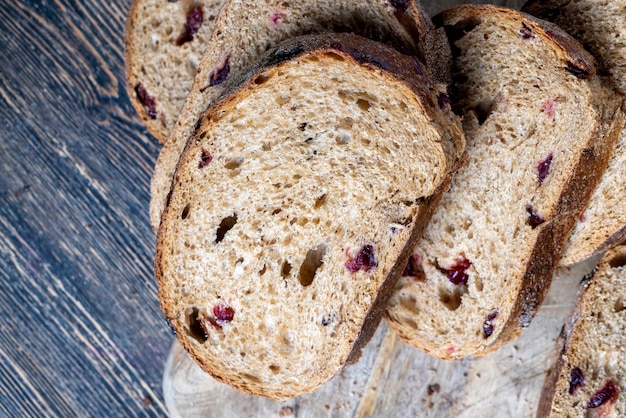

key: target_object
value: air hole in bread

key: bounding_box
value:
[608,254,626,268]
[314,194,327,210]
[614,297,624,313]
[224,157,244,169]
[181,204,190,219]
[398,295,419,315]
[324,51,345,62]
[186,307,208,343]
[271,208,282,215]
[336,133,351,144]
[215,214,237,243]
[281,260,292,278]
[439,287,463,311]
[254,73,270,85]
[259,264,267,276]
[470,100,494,125]
[269,365,280,374]
[164,26,174,36]
[298,244,328,287]
[242,373,261,383]
[357,98,371,111]
[474,276,484,292]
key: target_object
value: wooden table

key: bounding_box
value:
[2,0,582,417]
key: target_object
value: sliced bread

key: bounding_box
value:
[125,0,226,143]
[154,33,465,399]
[522,0,626,266]
[536,245,626,418]
[385,5,624,359]
[148,0,451,232]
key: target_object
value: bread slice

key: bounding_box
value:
[155,33,465,399]
[522,0,626,267]
[385,5,624,359]
[125,0,226,143]
[148,0,451,232]
[537,245,626,418]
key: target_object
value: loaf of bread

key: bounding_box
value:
[536,245,626,417]
[125,0,225,142]
[385,5,623,359]
[522,0,626,267]
[148,0,451,232]
[155,33,465,399]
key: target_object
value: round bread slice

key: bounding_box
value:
[125,0,226,143]
[148,0,451,232]
[522,0,626,267]
[155,33,465,399]
[537,245,626,417]
[385,5,624,359]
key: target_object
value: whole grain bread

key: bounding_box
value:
[148,0,451,232]
[522,0,626,267]
[155,33,465,399]
[385,5,623,359]
[125,0,226,143]
[536,245,626,418]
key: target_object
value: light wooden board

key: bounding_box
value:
[163,259,599,417]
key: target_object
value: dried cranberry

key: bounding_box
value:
[537,153,553,185]
[209,56,231,86]
[446,256,471,286]
[269,9,284,27]
[198,149,212,168]
[176,6,203,46]
[208,303,235,329]
[587,381,618,408]
[345,245,378,273]
[403,253,425,281]
[569,367,585,395]
[526,204,545,228]
[389,0,409,13]
[541,97,558,119]
[134,83,157,119]
[483,311,498,338]
[437,93,451,110]
[520,24,535,39]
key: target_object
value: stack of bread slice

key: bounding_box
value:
[125,0,625,403]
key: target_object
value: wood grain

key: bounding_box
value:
[0,1,169,416]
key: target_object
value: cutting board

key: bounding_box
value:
[160,1,591,416]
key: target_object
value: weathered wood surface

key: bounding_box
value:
[0,0,169,416]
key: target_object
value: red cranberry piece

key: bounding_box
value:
[526,204,545,228]
[176,6,203,46]
[537,153,553,185]
[389,0,409,13]
[520,24,535,39]
[587,381,618,408]
[345,244,378,273]
[209,56,231,86]
[134,83,157,119]
[446,256,471,286]
[569,367,585,395]
[403,253,425,281]
[269,9,284,27]
[483,311,498,338]
[213,303,235,323]
[198,149,212,168]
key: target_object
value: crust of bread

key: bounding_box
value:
[148,0,451,233]
[536,245,626,417]
[155,33,464,399]
[385,4,623,359]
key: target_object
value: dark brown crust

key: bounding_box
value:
[434,5,596,79]
[155,33,464,399]
[429,4,621,357]
[536,245,626,417]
